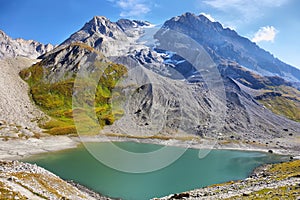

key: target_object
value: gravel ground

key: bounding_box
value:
[0,57,46,138]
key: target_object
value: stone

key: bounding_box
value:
[0,120,5,126]
[242,191,251,196]
[268,150,273,153]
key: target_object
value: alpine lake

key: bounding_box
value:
[24,141,289,200]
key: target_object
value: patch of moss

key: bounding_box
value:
[258,86,300,122]
[19,63,44,85]
[228,185,300,200]
[259,96,300,122]
[222,160,300,200]
[12,172,62,198]
[267,159,300,180]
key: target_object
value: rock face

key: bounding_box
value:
[160,12,300,83]
[0,30,54,60]
[218,61,292,89]
[38,42,108,83]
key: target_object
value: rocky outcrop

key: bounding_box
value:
[218,61,292,89]
[0,30,54,59]
[0,160,112,199]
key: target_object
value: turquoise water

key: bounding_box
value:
[24,142,287,200]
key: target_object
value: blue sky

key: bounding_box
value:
[0,0,300,68]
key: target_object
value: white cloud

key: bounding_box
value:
[200,12,216,22]
[108,0,150,18]
[252,26,278,43]
[203,0,289,19]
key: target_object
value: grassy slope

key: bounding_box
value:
[19,47,127,135]
[257,86,300,122]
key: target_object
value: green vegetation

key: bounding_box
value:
[226,160,300,200]
[20,51,127,135]
[268,159,300,180]
[228,185,300,200]
[258,86,300,122]
[259,96,300,122]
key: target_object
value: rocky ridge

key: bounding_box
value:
[0,30,54,60]
[160,12,300,83]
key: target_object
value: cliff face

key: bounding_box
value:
[0,30,54,60]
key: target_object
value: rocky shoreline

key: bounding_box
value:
[1,134,299,161]
[1,146,299,200]
[0,160,102,199]
[67,180,119,200]
[153,159,300,199]
[0,134,299,199]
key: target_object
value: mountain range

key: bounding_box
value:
[161,13,300,83]
[0,30,54,59]
[1,12,300,149]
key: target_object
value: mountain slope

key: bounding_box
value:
[0,57,45,140]
[20,16,300,153]
[0,30,54,60]
[20,42,127,135]
[159,12,300,83]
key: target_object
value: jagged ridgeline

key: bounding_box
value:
[20,42,127,135]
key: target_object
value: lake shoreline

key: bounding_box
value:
[1,134,299,161]
[1,134,298,200]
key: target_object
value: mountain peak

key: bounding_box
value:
[161,12,300,82]
[61,16,155,57]
[181,12,196,18]
[80,15,121,36]
[165,12,224,34]
[93,15,109,20]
